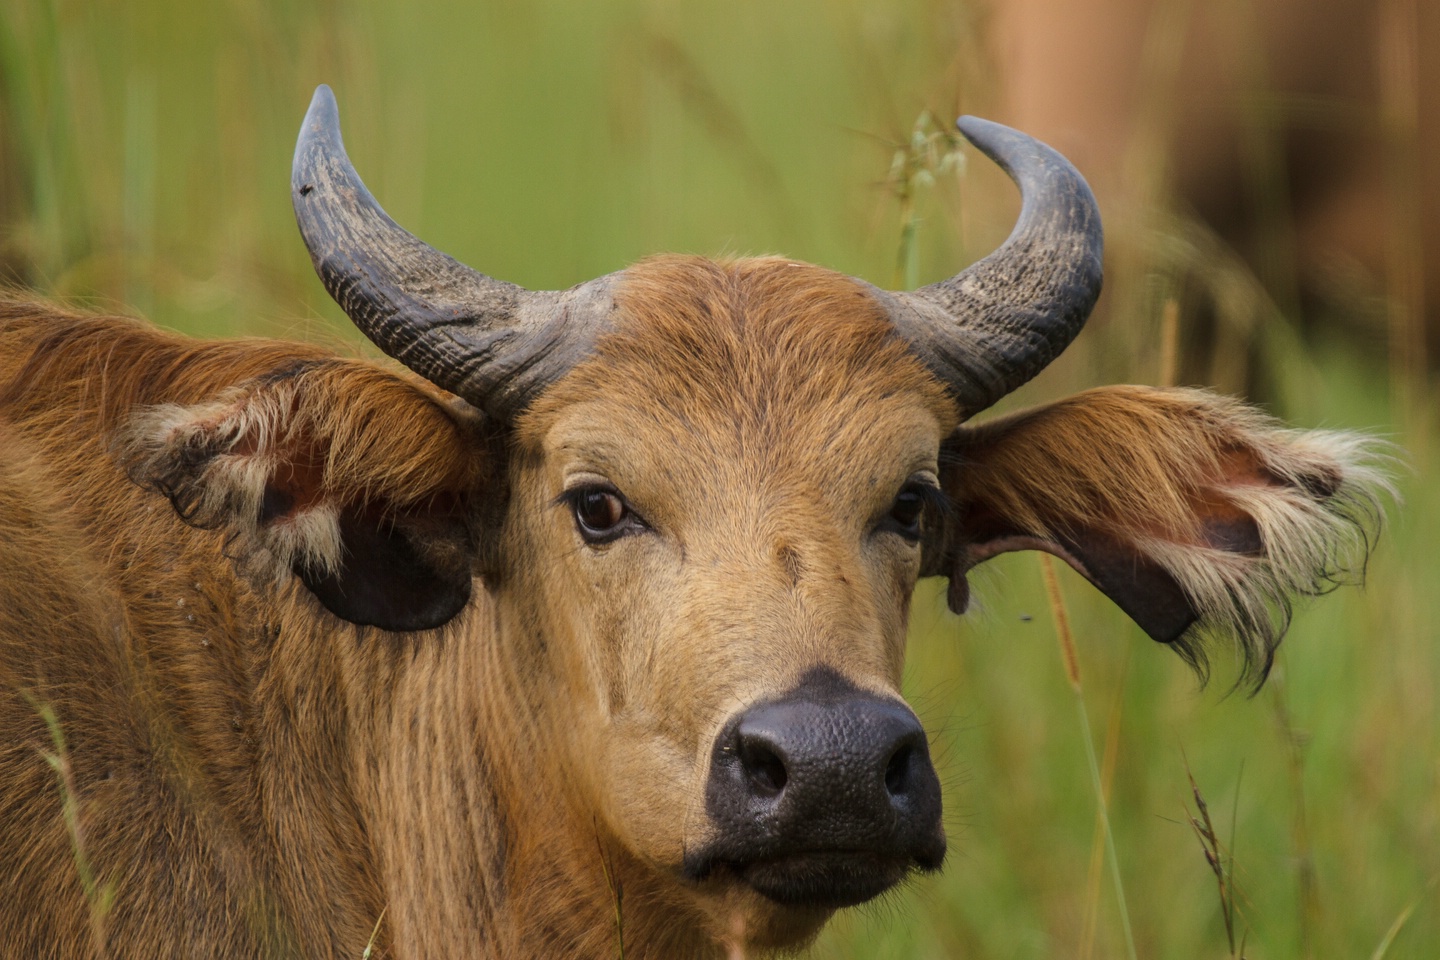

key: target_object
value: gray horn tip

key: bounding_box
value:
[954,116,1045,175]
[954,115,993,139]
[310,83,338,111]
[293,85,344,198]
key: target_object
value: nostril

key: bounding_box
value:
[884,742,914,797]
[739,739,788,797]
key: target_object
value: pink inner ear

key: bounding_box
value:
[1188,462,1271,555]
[1180,491,1262,553]
[235,431,328,527]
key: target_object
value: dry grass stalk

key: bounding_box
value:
[1270,679,1321,958]
[360,906,387,959]
[26,695,115,959]
[1041,555,1082,692]
[1181,755,1247,958]
[1040,555,1138,960]
[596,833,626,960]
[1079,679,1128,960]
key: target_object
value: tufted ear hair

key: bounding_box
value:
[925,385,1391,689]
[122,359,500,632]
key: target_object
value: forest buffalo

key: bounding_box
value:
[0,86,1384,958]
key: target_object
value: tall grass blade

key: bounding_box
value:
[1270,677,1320,958]
[1369,896,1419,960]
[1040,555,1138,960]
[23,693,114,959]
[1080,682,1126,960]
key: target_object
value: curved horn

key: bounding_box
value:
[292,85,612,418]
[882,117,1104,418]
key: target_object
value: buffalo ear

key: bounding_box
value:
[939,506,1236,647]
[266,484,475,633]
[927,385,1390,687]
[124,358,497,632]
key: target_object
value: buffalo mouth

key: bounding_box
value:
[686,847,941,910]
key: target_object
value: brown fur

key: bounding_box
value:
[0,301,485,958]
[0,255,1385,958]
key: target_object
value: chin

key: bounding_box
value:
[734,851,923,909]
[689,882,838,955]
[679,846,941,953]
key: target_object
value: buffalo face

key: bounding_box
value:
[498,256,960,944]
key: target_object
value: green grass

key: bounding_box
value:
[1,0,1436,956]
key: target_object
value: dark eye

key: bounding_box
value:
[880,481,938,542]
[890,489,925,530]
[564,485,638,544]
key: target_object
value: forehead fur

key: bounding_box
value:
[522,255,953,442]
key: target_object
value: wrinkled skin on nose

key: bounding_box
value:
[685,667,945,908]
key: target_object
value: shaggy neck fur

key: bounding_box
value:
[0,296,825,958]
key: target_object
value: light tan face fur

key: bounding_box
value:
[502,256,957,933]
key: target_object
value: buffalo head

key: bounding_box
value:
[276,85,1377,951]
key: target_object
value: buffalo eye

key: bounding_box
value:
[891,489,925,528]
[563,484,643,544]
[878,479,941,542]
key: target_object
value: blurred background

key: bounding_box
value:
[0,0,1434,956]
